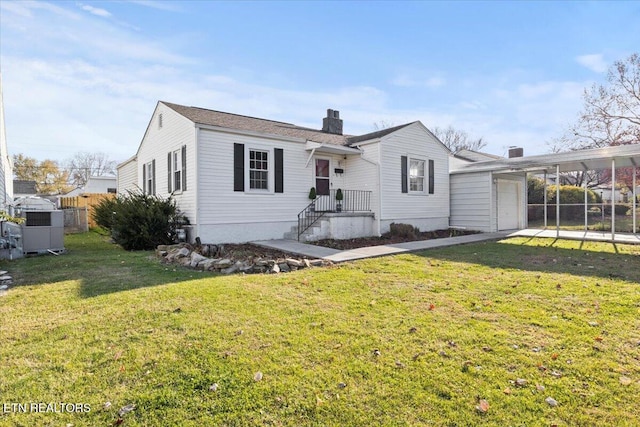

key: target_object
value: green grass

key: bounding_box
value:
[1,232,639,426]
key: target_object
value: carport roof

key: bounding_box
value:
[450,144,640,174]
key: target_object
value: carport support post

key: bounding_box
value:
[556,164,560,238]
[633,167,637,234]
[543,171,548,228]
[611,159,616,241]
[584,174,588,231]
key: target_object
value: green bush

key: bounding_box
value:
[92,191,186,250]
[386,223,419,239]
[527,178,600,221]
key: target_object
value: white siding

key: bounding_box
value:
[196,129,317,243]
[450,172,492,232]
[378,123,450,233]
[136,103,197,226]
[346,143,381,234]
[117,158,137,194]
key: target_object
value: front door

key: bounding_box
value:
[315,158,331,211]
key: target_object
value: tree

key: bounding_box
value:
[551,53,640,188]
[431,125,487,153]
[12,154,72,194]
[65,151,116,188]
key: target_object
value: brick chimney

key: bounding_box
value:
[322,109,343,135]
[508,147,524,158]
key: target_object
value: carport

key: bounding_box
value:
[450,144,640,242]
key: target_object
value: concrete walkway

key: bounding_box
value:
[254,228,640,264]
[253,231,511,263]
[509,228,640,245]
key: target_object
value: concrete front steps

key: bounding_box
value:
[283,212,375,242]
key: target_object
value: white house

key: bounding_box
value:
[64,176,117,197]
[118,101,451,243]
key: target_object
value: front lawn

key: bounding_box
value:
[1,232,639,426]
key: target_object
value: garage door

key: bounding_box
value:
[497,180,520,230]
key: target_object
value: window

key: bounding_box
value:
[234,144,283,193]
[144,160,155,195]
[107,188,117,194]
[173,149,182,191]
[168,146,186,193]
[409,158,425,192]
[249,149,269,190]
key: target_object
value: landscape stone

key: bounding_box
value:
[278,263,290,272]
[271,263,281,273]
[176,247,191,258]
[215,259,233,268]
[221,261,242,275]
[286,258,303,268]
[190,252,208,268]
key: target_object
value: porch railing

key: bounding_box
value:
[313,189,372,213]
[297,189,372,240]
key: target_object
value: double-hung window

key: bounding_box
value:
[167,146,187,193]
[144,160,155,195]
[409,158,425,192]
[249,149,269,190]
[173,149,182,191]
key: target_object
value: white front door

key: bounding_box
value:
[497,180,520,230]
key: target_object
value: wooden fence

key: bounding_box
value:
[59,193,116,230]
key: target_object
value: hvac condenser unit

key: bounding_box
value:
[20,210,65,255]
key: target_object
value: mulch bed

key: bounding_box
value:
[311,228,480,250]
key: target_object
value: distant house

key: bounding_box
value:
[118,101,451,243]
[64,176,117,197]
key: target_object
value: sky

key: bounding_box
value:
[1,0,639,166]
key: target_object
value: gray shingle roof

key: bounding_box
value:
[346,122,417,145]
[13,180,37,195]
[162,102,352,145]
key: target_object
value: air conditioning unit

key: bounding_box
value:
[20,210,65,255]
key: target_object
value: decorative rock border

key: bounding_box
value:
[156,243,331,274]
[0,270,13,295]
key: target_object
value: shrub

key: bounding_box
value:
[387,223,419,239]
[92,191,186,250]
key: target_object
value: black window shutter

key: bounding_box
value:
[428,159,435,194]
[182,145,187,191]
[234,143,245,192]
[152,159,156,195]
[401,156,408,193]
[275,148,284,193]
[167,152,172,193]
[142,165,146,194]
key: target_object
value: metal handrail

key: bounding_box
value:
[297,200,325,241]
[296,189,372,240]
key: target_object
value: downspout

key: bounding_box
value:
[194,125,200,242]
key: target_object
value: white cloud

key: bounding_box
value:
[576,54,608,73]
[78,3,112,18]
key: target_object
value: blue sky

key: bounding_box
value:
[1,0,639,164]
